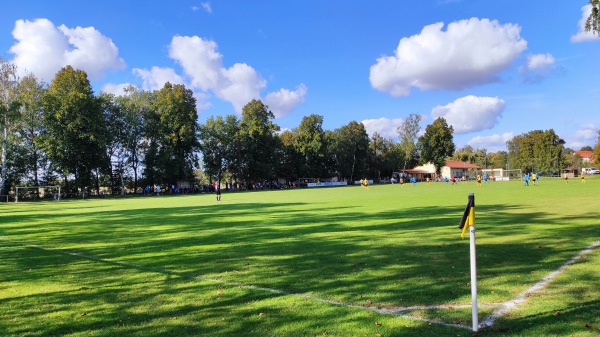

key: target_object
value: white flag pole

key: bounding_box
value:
[470,222,478,331]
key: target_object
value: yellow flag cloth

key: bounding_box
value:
[461,206,475,239]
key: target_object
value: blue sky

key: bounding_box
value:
[2,0,599,152]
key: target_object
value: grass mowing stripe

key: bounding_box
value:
[2,237,489,330]
[2,178,598,336]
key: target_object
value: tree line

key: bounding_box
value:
[1,60,599,197]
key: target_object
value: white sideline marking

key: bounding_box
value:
[479,240,600,329]
[3,239,474,330]
[8,239,597,331]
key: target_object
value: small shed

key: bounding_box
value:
[562,167,577,178]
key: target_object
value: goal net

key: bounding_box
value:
[15,186,61,203]
[480,169,522,181]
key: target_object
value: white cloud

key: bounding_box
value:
[101,82,132,96]
[466,132,514,152]
[431,95,505,134]
[168,36,221,91]
[369,18,527,96]
[575,124,598,140]
[218,63,267,112]
[9,18,125,82]
[168,35,264,111]
[192,91,212,111]
[525,53,555,70]
[201,2,213,14]
[519,53,558,83]
[265,84,307,118]
[132,66,185,91]
[165,35,304,114]
[571,4,600,43]
[361,117,405,139]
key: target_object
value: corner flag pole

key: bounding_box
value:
[458,193,478,331]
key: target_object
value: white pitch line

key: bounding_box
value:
[11,238,599,331]
[3,239,477,330]
[479,240,600,329]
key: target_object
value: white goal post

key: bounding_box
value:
[15,186,61,203]
[479,169,522,181]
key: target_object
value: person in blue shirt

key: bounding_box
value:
[524,173,530,186]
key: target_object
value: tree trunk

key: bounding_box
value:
[32,148,40,186]
[132,152,138,193]
[63,172,70,196]
[94,168,101,196]
[0,125,7,195]
[350,152,356,183]
[119,162,125,196]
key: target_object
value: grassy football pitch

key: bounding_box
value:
[1,177,599,336]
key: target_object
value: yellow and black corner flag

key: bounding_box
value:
[458,193,475,239]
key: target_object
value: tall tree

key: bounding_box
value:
[148,83,199,185]
[0,58,20,195]
[586,0,600,34]
[396,113,422,170]
[16,73,46,186]
[109,86,151,192]
[592,130,600,165]
[329,121,370,182]
[276,129,300,180]
[417,117,455,174]
[452,145,477,163]
[368,132,385,181]
[293,114,327,178]
[488,151,508,170]
[40,66,107,193]
[368,132,403,181]
[506,129,565,173]
[198,114,239,184]
[238,99,279,183]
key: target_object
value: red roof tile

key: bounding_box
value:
[574,150,593,159]
[444,160,481,169]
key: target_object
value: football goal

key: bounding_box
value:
[15,186,61,203]
[480,169,522,181]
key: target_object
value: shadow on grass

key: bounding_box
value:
[1,196,599,336]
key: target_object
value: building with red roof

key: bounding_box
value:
[405,160,481,180]
[574,150,594,164]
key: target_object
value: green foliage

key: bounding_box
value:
[275,129,301,179]
[418,117,455,174]
[328,121,370,181]
[198,114,240,183]
[238,99,279,182]
[15,74,46,186]
[0,59,21,194]
[489,151,508,170]
[585,0,600,34]
[593,130,600,164]
[145,82,199,184]
[292,114,327,178]
[506,129,565,173]
[109,86,152,190]
[368,132,404,181]
[453,145,493,169]
[39,66,107,191]
[396,113,422,170]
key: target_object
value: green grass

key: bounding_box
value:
[1,176,599,336]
